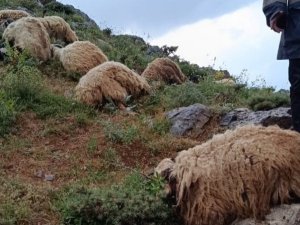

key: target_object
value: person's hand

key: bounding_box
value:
[270,11,285,33]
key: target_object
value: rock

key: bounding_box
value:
[166,104,211,137]
[44,174,55,181]
[34,170,44,178]
[233,204,300,225]
[221,107,292,129]
[146,45,163,56]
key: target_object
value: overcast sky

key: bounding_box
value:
[58,0,289,90]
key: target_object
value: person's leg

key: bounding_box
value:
[289,59,300,132]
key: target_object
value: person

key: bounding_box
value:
[263,0,300,132]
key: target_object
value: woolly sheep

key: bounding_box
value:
[0,9,30,24]
[75,61,151,109]
[215,78,236,86]
[38,16,78,44]
[3,17,51,61]
[162,125,300,225]
[52,41,108,75]
[142,57,187,84]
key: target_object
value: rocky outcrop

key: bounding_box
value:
[221,107,292,129]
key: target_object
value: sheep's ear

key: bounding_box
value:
[53,43,63,48]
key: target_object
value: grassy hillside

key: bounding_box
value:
[0,0,290,224]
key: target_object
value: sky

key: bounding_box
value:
[58,0,290,90]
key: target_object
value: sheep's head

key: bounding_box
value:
[51,44,63,59]
[155,158,177,197]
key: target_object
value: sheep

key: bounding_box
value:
[215,78,236,86]
[38,16,78,44]
[0,9,30,24]
[52,41,108,75]
[142,57,187,84]
[158,125,300,225]
[3,17,51,61]
[75,61,151,109]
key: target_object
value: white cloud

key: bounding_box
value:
[150,1,289,90]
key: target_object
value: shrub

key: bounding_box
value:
[44,1,75,15]
[2,50,43,108]
[178,60,214,82]
[2,49,95,119]
[248,89,290,111]
[56,173,179,225]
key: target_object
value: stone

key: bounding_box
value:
[233,204,300,225]
[166,104,211,137]
[221,107,292,130]
[44,174,55,181]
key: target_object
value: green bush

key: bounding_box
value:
[44,1,75,15]
[56,173,179,225]
[150,82,207,110]
[0,91,16,137]
[178,60,214,82]
[108,35,149,73]
[3,63,43,108]
[247,89,290,111]
[2,50,95,119]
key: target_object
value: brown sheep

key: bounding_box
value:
[52,41,108,75]
[142,57,187,84]
[3,17,51,61]
[159,125,300,225]
[0,9,30,24]
[38,16,78,44]
[75,61,151,109]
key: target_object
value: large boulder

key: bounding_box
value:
[221,107,292,129]
[166,103,211,137]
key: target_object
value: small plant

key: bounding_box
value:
[101,121,140,144]
[0,91,16,137]
[87,136,98,155]
[152,117,171,135]
[75,113,89,127]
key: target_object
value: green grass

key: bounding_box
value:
[0,91,16,137]
[101,120,140,144]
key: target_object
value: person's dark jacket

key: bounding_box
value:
[263,0,300,59]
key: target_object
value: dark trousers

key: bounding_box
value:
[289,59,300,132]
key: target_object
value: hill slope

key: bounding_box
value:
[0,0,291,224]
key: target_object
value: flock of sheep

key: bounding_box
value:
[0,9,187,109]
[2,9,300,225]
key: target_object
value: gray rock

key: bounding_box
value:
[233,204,300,225]
[44,174,55,181]
[166,104,211,136]
[221,107,292,129]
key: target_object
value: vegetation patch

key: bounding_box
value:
[55,173,179,225]
[0,91,16,137]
